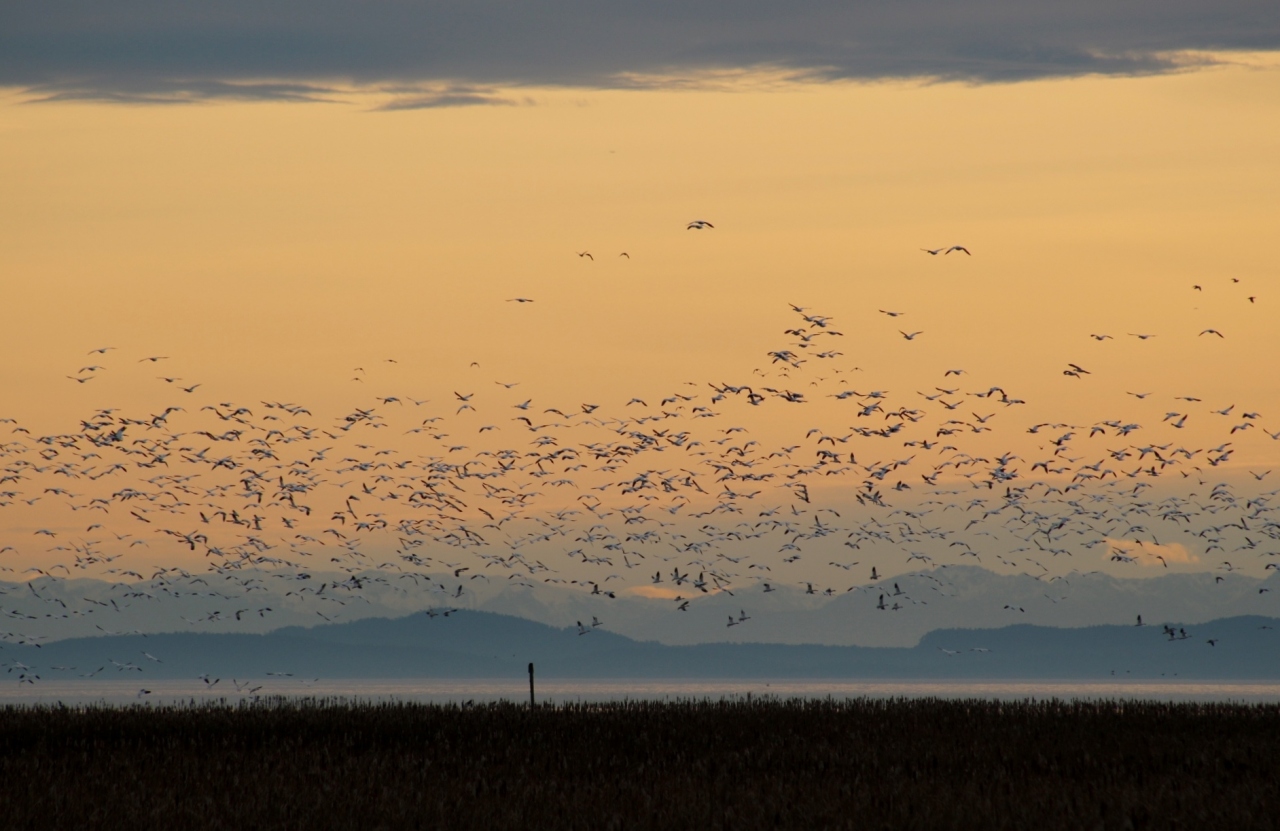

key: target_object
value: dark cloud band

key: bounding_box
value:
[2,0,1277,103]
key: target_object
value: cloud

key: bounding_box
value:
[623,585,685,600]
[2,0,1277,103]
[21,79,340,105]
[373,86,521,111]
[1105,539,1199,568]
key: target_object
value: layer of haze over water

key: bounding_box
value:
[7,680,1280,708]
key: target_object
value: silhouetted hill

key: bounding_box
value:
[6,566,1278,649]
[16,610,1280,681]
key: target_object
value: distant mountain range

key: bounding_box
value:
[5,564,1277,648]
[471,565,1280,648]
[14,610,1280,681]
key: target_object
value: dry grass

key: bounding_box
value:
[2,697,1277,830]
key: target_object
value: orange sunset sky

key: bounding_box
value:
[2,4,1279,593]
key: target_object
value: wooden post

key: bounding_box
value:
[528,662,535,707]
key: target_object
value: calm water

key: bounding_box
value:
[3,679,1280,706]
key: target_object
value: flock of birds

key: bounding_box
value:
[1,229,1277,689]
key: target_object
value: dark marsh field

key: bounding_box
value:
[2,697,1277,830]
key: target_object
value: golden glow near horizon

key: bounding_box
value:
[1,56,1279,587]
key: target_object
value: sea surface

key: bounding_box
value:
[3,679,1280,707]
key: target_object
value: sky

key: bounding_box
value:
[1,2,1279,640]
